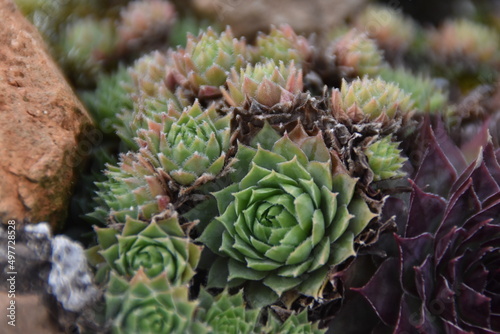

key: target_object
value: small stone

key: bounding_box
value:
[48,236,98,312]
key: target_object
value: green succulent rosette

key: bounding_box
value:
[60,17,118,83]
[378,66,448,113]
[263,310,325,334]
[92,209,201,284]
[364,136,407,181]
[221,59,303,107]
[197,289,261,334]
[331,77,415,128]
[106,270,206,334]
[331,29,384,77]
[171,27,248,97]
[135,100,232,186]
[354,4,417,54]
[254,24,312,67]
[199,124,377,306]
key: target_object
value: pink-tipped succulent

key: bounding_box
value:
[170,27,248,98]
[253,24,313,67]
[331,77,415,128]
[354,4,417,55]
[330,29,384,77]
[117,0,176,50]
[221,59,304,108]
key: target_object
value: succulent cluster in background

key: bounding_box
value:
[15,0,500,332]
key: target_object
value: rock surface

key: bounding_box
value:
[0,0,93,229]
[190,0,368,39]
[0,293,64,334]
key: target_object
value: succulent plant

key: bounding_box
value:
[93,208,201,284]
[364,136,407,182]
[106,269,206,334]
[128,50,172,99]
[199,124,377,306]
[379,66,448,113]
[60,17,118,83]
[197,289,261,334]
[330,29,384,77]
[221,59,304,108]
[253,24,313,67]
[90,152,171,225]
[81,66,134,135]
[134,100,232,186]
[171,27,248,98]
[116,51,191,149]
[428,19,500,68]
[264,310,326,334]
[117,0,176,50]
[331,77,415,128]
[354,4,417,55]
[331,124,500,333]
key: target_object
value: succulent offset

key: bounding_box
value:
[355,4,417,54]
[364,136,407,181]
[93,209,201,284]
[331,29,384,77]
[428,19,500,68]
[331,77,415,127]
[61,17,118,80]
[135,101,231,186]
[197,289,261,334]
[106,270,206,334]
[91,152,171,225]
[171,27,248,97]
[199,124,377,304]
[254,24,313,67]
[117,0,176,49]
[222,59,304,107]
[378,66,448,113]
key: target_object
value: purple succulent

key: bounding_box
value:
[330,123,500,333]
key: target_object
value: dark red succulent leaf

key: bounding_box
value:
[413,125,458,198]
[352,257,402,327]
[330,132,500,333]
[405,180,446,237]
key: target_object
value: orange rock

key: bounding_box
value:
[0,0,93,229]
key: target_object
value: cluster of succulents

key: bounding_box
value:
[14,0,211,87]
[17,0,500,331]
[76,11,500,330]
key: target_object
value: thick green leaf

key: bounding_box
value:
[228,259,268,281]
[207,257,230,288]
[263,275,302,295]
[198,220,225,254]
[347,196,377,236]
[251,122,282,150]
[332,173,357,207]
[297,267,328,298]
[273,135,308,166]
[329,232,356,266]
[245,282,279,308]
